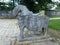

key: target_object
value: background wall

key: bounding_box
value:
[45,10,60,16]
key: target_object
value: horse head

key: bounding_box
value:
[12,5,33,16]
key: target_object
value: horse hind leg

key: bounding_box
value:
[42,27,48,37]
[42,27,45,35]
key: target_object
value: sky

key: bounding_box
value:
[0,0,11,2]
[0,0,60,3]
[52,0,60,2]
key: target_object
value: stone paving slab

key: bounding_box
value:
[17,37,59,45]
[0,19,20,45]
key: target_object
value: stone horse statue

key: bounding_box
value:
[12,5,49,39]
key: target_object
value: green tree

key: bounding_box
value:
[20,0,53,13]
[0,1,14,10]
[56,3,60,10]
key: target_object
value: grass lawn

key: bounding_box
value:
[49,19,60,31]
[49,16,60,18]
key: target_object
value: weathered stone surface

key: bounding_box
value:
[17,15,49,31]
[12,5,49,39]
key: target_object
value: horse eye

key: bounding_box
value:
[19,10,21,12]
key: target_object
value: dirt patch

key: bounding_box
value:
[0,16,16,19]
[48,28,60,39]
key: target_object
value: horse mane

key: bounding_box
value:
[12,5,33,16]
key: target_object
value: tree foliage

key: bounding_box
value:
[20,0,53,13]
[56,3,60,10]
[0,2,14,10]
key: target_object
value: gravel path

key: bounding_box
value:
[50,18,60,20]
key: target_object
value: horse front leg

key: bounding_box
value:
[18,22,25,40]
[19,26,24,39]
